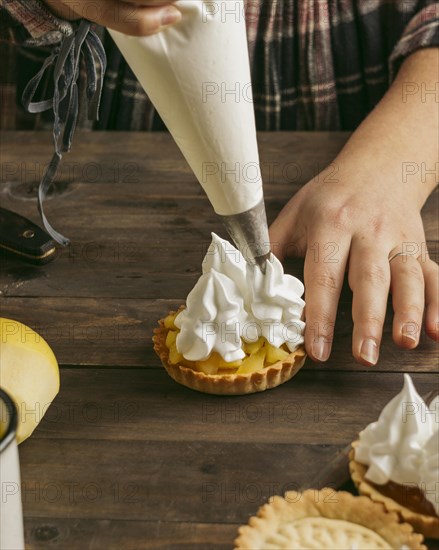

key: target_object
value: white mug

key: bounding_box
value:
[0,389,25,550]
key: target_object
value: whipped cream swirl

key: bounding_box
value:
[175,233,305,362]
[355,374,439,514]
[419,430,439,514]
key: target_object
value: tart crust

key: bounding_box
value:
[349,440,439,539]
[235,488,426,549]
[153,310,306,395]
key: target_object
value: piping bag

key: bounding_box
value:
[108,1,271,270]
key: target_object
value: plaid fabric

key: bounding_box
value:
[1,0,438,132]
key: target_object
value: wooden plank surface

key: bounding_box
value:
[20,439,339,522]
[23,517,439,550]
[24,518,240,550]
[0,240,438,299]
[19,369,439,548]
[1,131,438,550]
[1,296,437,371]
[0,131,349,193]
[28,370,436,445]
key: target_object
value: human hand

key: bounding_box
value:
[269,156,438,366]
[43,0,181,35]
[270,48,438,367]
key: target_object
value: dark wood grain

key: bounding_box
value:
[24,518,240,550]
[29,369,437,445]
[19,368,438,548]
[1,297,437,371]
[23,518,439,550]
[1,131,349,194]
[0,241,438,299]
[0,132,437,550]
[4,184,436,243]
[19,438,340,523]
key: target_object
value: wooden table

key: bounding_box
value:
[1,131,438,549]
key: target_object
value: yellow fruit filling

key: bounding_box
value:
[162,312,292,376]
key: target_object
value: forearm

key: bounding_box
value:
[334,48,439,208]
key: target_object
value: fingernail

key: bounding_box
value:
[312,337,331,362]
[401,323,419,345]
[161,7,181,27]
[360,338,378,365]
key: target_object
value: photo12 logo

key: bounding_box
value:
[202,82,253,103]
[202,1,246,23]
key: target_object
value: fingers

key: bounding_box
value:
[100,1,181,35]
[50,1,182,35]
[348,240,391,366]
[389,253,425,348]
[121,0,174,5]
[303,234,350,362]
[421,258,439,341]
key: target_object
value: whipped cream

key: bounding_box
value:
[419,428,439,515]
[109,1,263,216]
[175,234,305,362]
[356,374,439,514]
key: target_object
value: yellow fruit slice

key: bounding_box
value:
[0,318,59,444]
[236,348,266,374]
[195,352,222,375]
[180,359,195,369]
[194,361,218,375]
[168,343,184,365]
[265,342,290,364]
[162,321,292,375]
[165,330,178,348]
[243,337,265,355]
[218,358,243,369]
[163,313,178,330]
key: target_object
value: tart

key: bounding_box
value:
[153,309,306,395]
[350,440,439,539]
[235,488,426,549]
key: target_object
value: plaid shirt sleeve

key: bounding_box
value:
[1,0,439,132]
[0,0,73,45]
[390,3,439,78]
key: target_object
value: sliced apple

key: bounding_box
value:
[165,330,178,348]
[265,343,290,364]
[168,343,184,365]
[218,358,243,369]
[243,337,265,355]
[163,313,178,330]
[236,347,266,374]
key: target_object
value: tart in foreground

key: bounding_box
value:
[153,233,307,395]
[348,374,439,539]
[153,309,306,395]
[350,441,439,539]
[234,488,426,550]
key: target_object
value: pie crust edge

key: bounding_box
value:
[153,310,307,395]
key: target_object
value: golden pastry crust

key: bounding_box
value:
[349,441,439,539]
[235,488,426,549]
[152,310,306,395]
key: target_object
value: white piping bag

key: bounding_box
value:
[109,1,270,268]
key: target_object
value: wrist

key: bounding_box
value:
[333,134,436,210]
[317,158,419,215]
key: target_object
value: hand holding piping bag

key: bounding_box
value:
[44,0,182,35]
[109,1,271,268]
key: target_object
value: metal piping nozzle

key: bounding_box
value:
[220,199,271,273]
